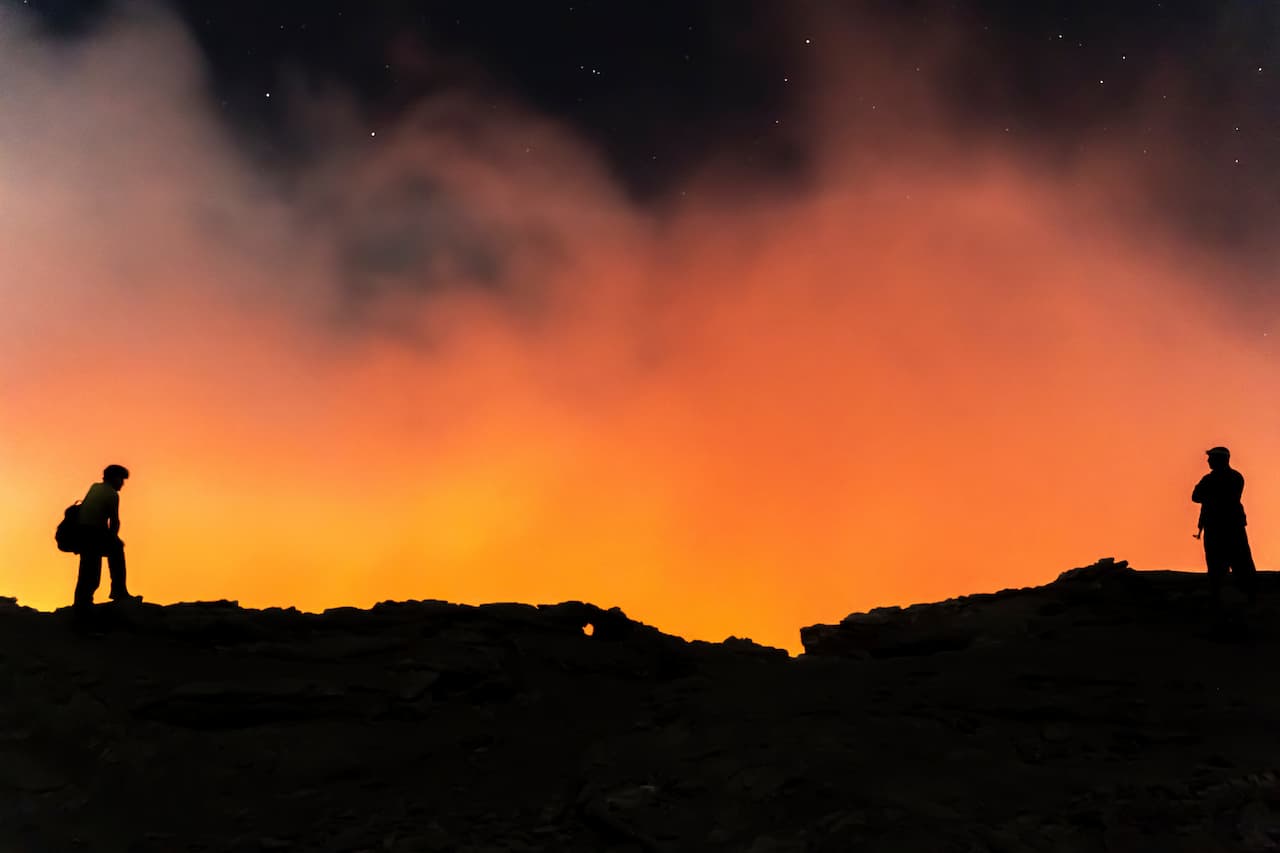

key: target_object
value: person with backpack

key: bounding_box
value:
[1192,446,1257,604]
[73,464,141,616]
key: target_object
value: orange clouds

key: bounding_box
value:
[1,6,1276,653]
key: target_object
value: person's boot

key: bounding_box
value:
[109,590,142,603]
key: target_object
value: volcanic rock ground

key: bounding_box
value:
[4,559,1280,852]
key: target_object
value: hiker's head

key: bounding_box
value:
[103,464,129,490]
[1206,447,1231,471]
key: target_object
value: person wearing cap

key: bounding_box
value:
[74,464,141,617]
[1191,446,1257,603]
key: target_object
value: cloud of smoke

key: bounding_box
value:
[2,4,1276,651]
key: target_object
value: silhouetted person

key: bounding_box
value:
[1192,446,1257,604]
[73,464,140,617]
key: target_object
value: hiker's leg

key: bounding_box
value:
[105,537,130,598]
[1204,528,1229,600]
[74,543,102,611]
[1233,528,1258,603]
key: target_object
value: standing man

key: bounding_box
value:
[1192,446,1257,603]
[74,464,141,616]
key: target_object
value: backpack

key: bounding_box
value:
[55,502,82,554]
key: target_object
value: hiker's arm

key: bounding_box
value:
[1192,475,1210,504]
[108,494,120,535]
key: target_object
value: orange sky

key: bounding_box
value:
[2,9,1277,653]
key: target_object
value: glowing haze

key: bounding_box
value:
[1,7,1275,652]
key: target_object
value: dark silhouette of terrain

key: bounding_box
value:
[4,558,1280,852]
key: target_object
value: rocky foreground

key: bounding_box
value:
[4,559,1280,852]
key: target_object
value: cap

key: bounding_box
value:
[1206,446,1231,457]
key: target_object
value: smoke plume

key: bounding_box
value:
[2,5,1275,651]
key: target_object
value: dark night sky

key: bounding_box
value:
[25,1,1280,245]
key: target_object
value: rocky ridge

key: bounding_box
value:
[4,558,1280,852]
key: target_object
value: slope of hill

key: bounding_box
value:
[4,558,1279,852]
